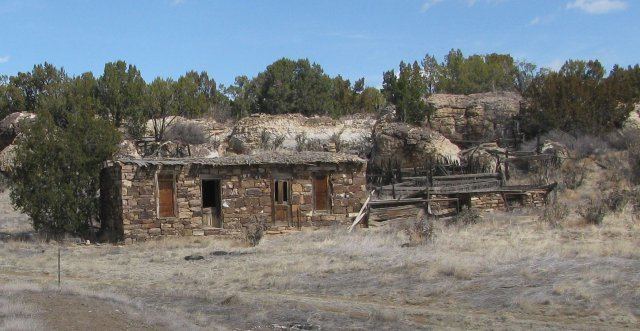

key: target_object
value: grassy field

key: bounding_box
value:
[1,158,639,330]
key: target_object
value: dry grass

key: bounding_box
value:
[0,156,639,329]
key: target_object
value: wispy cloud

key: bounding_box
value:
[0,56,10,64]
[421,0,506,12]
[548,59,565,71]
[566,0,628,14]
[171,0,186,6]
[421,0,443,12]
[322,32,373,41]
[529,17,541,26]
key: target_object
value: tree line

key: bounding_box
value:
[2,53,639,238]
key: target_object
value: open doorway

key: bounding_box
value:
[202,179,222,228]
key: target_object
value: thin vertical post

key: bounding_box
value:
[57,246,61,288]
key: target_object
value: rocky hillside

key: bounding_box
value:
[0,92,527,173]
[426,92,522,144]
[226,113,376,157]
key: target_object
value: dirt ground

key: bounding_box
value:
[13,291,168,331]
[1,159,640,330]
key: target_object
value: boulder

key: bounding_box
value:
[0,144,16,173]
[425,92,522,144]
[460,143,505,173]
[371,121,460,168]
[623,103,640,131]
[115,140,141,159]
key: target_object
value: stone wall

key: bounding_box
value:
[101,162,367,243]
[428,190,549,215]
[470,193,506,211]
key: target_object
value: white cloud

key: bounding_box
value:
[548,59,565,71]
[421,0,443,12]
[422,0,505,12]
[566,0,628,14]
[171,0,186,5]
[529,17,541,25]
[0,56,9,64]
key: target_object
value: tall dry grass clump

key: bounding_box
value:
[446,207,481,226]
[539,200,570,228]
[579,197,607,225]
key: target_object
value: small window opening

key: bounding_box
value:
[274,180,290,204]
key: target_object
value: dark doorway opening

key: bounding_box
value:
[202,179,222,228]
[457,193,472,211]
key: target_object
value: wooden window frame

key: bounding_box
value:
[312,173,331,212]
[156,170,178,219]
[274,179,290,205]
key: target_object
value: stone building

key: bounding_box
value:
[100,152,367,243]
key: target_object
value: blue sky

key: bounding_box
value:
[0,0,637,87]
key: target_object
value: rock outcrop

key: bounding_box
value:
[227,113,376,157]
[371,121,460,168]
[426,92,522,144]
[0,112,36,150]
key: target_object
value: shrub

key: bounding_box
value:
[11,111,120,239]
[539,201,570,228]
[329,130,344,152]
[604,189,630,213]
[572,135,609,158]
[295,133,307,152]
[244,216,267,247]
[272,134,286,150]
[228,137,248,154]
[446,207,481,226]
[579,198,607,225]
[405,213,435,245]
[164,122,207,145]
[561,160,586,189]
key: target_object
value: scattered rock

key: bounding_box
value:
[210,250,229,256]
[184,254,204,261]
[219,294,241,306]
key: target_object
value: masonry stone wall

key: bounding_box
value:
[428,191,549,215]
[101,162,367,243]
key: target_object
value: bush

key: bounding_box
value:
[561,160,587,189]
[295,133,307,152]
[164,122,208,145]
[259,130,286,150]
[228,137,248,154]
[604,189,630,213]
[446,207,481,226]
[244,216,267,247]
[579,198,607,225]
[405,211,435,245]
[329,130,344,152]
[539,201,570,228]
[11,111,120,239]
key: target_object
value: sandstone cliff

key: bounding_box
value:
[426,92,522,144]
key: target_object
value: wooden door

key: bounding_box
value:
[313,175,329,211]
[273,180,291,226]
[158,174,175,217]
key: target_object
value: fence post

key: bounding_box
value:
[57,246,61,288]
